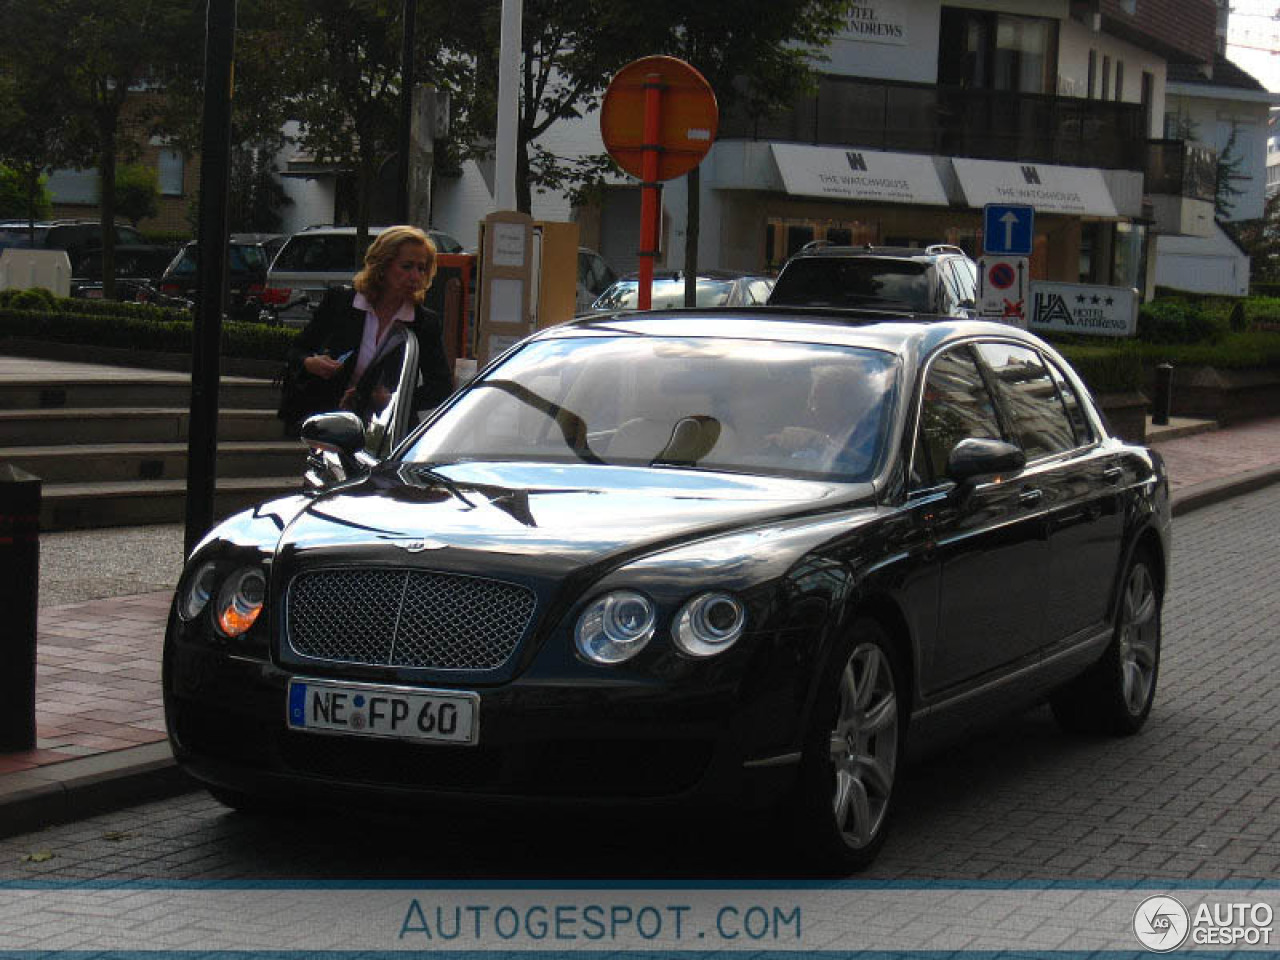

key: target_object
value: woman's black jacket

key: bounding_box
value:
[278,286,453,431]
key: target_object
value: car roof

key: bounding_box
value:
[787,243,970,262]
[540,306,1044,362]
[612,269,769,282]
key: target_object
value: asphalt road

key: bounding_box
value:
[4,483,1277,882]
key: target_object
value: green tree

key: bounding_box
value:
[0,3,86,236]
[0,166,51,220]
[1214,123,1246,220]
[5,0,200,296]
[115,163,159,226]
[650,0,851,301]
[1235,190,1280,284]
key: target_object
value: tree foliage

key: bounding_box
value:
[647,0,851,299]
[115,163,160,226]
[1235,190,1280,285]
[0,0,201,296]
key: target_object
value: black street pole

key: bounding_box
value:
[185,0,237,557]
[397,0,417,223]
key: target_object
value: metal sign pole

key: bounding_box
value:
[637,74,663,311]
[184,0,236,557]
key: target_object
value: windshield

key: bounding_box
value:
[592,279,739,311]
[769,258,931,311]
[401,336,899,482]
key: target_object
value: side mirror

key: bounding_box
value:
[300,411,366,456]
[946,437,1025,485]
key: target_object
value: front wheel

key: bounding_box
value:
[788,619,905,873]
[1051,551,1162,736]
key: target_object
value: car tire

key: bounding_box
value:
[788,618,905,874]
[1050,550,1161,736]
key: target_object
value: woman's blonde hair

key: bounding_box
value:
[353,225,438,306]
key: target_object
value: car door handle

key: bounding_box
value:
[1102,466,1124,484]
[1018,488,1043,507]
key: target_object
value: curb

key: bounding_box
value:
[0,741,195,840]
[1170,464,1280,517]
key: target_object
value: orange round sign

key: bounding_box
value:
[600,56,718,182]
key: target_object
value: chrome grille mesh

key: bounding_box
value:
[287,569,536,670]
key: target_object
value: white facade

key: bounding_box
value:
[1154,60,1274,296]
[1155,224,1249,295]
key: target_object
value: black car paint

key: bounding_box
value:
[164,310,1170,813]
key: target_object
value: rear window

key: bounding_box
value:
[592,279,738,311]
[769,258,931,311]
[273,235,359,272]
[167,244,267,277]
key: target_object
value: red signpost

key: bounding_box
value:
[600,56,718,309]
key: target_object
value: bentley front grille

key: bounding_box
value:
[286,568,537,671]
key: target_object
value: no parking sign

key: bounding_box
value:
[978,255,1028,328]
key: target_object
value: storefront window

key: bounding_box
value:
[1113,222,1146,291]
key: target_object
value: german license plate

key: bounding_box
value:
[287,679,478,745]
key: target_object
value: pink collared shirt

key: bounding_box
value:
[351,292,413,383]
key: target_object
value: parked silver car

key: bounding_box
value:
[264,225,464,326]
[589,270,774,312]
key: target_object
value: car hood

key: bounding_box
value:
[277,461,869,582]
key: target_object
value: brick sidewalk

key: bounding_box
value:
[1154,416,1280,492]
[0,593,169,775]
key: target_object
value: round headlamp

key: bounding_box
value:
[179,562,218,621]
[575,590,656,664]
[214,566,267,637]
[673,592,746,658]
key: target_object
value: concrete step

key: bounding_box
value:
[0,408,283,446]
[0,378,279,411]
[2,440,306,483]
[39,476,303,531]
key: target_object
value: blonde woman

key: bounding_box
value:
[279,226,453,436]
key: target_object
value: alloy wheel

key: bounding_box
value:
[828,641,900,849]
[1118,561,1159,716]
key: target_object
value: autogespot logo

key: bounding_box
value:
[1134,895,1190,952]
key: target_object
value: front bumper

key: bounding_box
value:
[164,621,808,812]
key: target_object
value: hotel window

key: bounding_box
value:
[1088,50,1097,98]
[1101,56,1111,100]
[938,9,1059,95]
[1115,61,1125,101]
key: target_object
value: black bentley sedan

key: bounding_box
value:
[164,308,1170,872]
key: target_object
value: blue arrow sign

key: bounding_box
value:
[983,204,1035,256]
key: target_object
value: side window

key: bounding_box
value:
[117,225,144,245]
[912,345,1004,488]
[973,342,1077,459]
[937,262,963,313]
[953,259,977,302]
[1045,357,1095,446]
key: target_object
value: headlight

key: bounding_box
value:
[574,590,656,664]
[673,592,746,658]
[214,566,267,637]
[179,562,218,621]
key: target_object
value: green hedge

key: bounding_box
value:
[1053,341,1145,394]
[0,290,296,361]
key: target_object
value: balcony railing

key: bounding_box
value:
[720,75,1149,171]
[1145,140,1217,202]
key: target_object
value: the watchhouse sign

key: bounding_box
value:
[842,0,907,45]
[1029,281,1137,337]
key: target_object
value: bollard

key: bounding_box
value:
[0,464,40,752]
[1152,363,1174,427]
